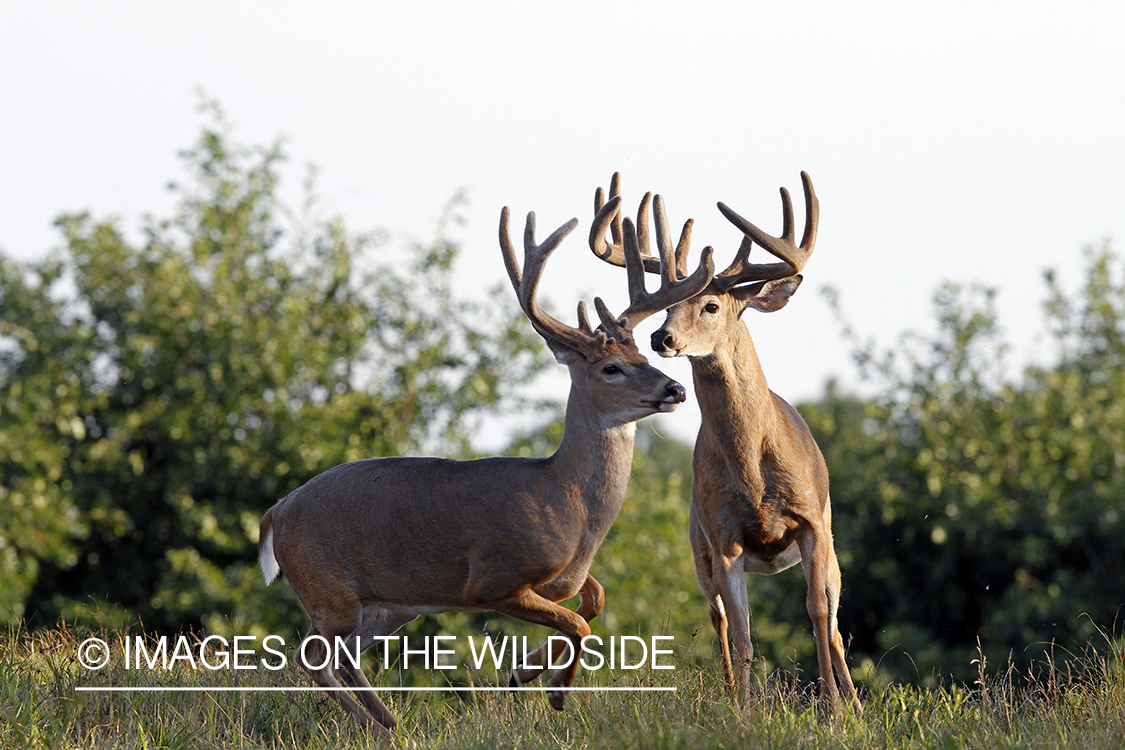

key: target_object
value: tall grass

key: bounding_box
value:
[2,624,1122,749]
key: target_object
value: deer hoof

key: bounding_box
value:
[547,690,567,711]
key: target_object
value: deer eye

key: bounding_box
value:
[703,302,720,314]
[602,364,621,375]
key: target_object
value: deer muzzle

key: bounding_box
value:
[651,328,678,357]
[643,379,687,413]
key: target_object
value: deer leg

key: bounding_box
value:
[298,617,392,735]
[712,554,753,705]
[333,607,417,731]
[823,544,862,713]
[692,535,734,688]
[489,587,591,711]
[690,504,736,689]
[707,597,734,689]
[798,528,842,714]
[511,575,604,687]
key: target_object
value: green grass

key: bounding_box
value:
[2,625,1122,749]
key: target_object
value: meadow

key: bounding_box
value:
[3,624,1122,749]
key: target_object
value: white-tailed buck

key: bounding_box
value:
[259,203,713,733]
[590,173,861,714]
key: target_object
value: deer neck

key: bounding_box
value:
[689,321,779,452]
[549,383,637,525]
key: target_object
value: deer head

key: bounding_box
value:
[588,172,817,359]
[501,205,713,422]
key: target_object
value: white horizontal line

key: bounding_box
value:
[76,686,675,693]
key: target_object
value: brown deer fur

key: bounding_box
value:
[258,205,712,733]
[591,172,861,714]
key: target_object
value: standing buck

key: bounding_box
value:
[258,203,713,733]
[590,173,861,714]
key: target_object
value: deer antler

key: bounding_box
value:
[588,173,714,332]
[712,171,818,292]
[590,172,695,277]
[604,216,713,333]
[500,207,610,356]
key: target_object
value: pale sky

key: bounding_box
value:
[2,2,1123,444]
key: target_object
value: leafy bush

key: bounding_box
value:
[812,246,1125,682]
[0,102,547,634]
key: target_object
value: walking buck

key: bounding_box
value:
[590,173,861,714]
[258,202,713,733]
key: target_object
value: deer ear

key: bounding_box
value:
[546,337,585,365]
[734,275,803,313]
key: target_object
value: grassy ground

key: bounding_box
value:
[2,625,1122,749]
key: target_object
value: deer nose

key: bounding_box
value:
[651,329,673,353]
[667,382,687,403]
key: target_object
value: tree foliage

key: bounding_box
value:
[0,103,547,633]
[810,245,1125,682]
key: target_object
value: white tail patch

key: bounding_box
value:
[260,529,280,584]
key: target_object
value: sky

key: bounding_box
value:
[2,2,1123,445]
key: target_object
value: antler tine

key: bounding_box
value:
[713,171,819,290]
[607,171,623,251]
[614,216,715,332]
[576,300,593,333]
[590,194,625,263]
[653,194,695,281]
[590,173,662,274]
[499,207,597,353]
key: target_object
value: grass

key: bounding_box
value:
[1,624,1122,749]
